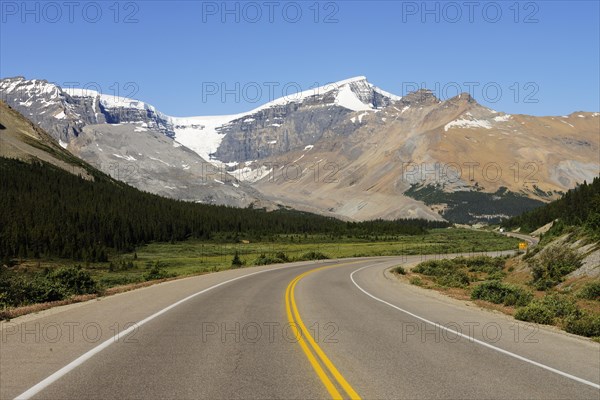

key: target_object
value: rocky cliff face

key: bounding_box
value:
[0,77,174,142]
[68,122,270,208]
[212,77,401,162]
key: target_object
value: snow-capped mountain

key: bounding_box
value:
[208,76,401,163]
[0,77,273,208]
[249,90,599,223]
[0,77,174,142]
[2,75,598,223]
[0,76,401,163]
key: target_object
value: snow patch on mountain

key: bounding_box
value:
[493,114,511,122]
[64,88,158,113]
[335,85,373,111]
[171,114,243,161]
[445,118,492,132]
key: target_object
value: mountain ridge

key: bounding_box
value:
[2,75,598,223]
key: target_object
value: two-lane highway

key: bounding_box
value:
[1,256,598,399]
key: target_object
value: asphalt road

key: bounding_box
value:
[1,255,598,399]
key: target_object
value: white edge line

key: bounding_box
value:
[349,265,600,390]
[14,262,324,400]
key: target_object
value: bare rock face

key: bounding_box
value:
[212,77,401,162]
[0,77,174,142]
[68,123,270,208]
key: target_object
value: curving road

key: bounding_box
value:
[1,255,598,399]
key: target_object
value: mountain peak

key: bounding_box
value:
[400,88,440,106]
[332,76,369,86]
[448,92,477,104]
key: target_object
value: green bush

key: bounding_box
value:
[471,280,533,306]
[413,259,455,276]
[299,251,329,260]
[413,259,471,288]
[231,252,243,268]
[515,302,556,325]
[0,266,99,307]
[409,276,423,286]
[275,252,289,262]
[528,246,582,290]
[47,266,97,296]
[394,266,406,275]
[487,271,507,281]
[564,313,600,337]
[436,270,470,288]
[143,263,173,281]
[252,251,289,266]
[463,256,505,273]
[577,281,600,301]
[536,294,579,318]
[515,294,581,326]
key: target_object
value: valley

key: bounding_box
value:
[2,3,599,399]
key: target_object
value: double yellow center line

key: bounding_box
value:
[284,263,362,400]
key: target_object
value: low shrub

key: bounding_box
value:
[577,281,600,301]
[536,294,579,318]
[564,313,600,337]
[515,294,581,326]
[528,246,582,290]
[471,280,533,307]
[413,259,472,288]
[413,259,455,276]
[487,271,507,281]
[435,270,470,288]
[143,263,173,281]
[515,302,556,325]
[274,252,289,262]
[0,266,99,308]
[409,276,423,286]
[231,252,243,268]
[47,266,97,296]
[299,251,329,260]
[394,266,406,275]
[253,254,285,266]
[463,256,505,273]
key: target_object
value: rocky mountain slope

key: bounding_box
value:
[240,91,599,222]
[0,100,91,179]
[2,76,598,223]
[0,78,271,208]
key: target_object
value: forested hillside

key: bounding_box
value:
[502,176,600,234]
[0,157,447,263]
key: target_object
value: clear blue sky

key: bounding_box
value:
[1,1,598,116]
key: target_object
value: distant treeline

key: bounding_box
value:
[501,176,600,233]
[0,158,448,262]
[405,184,545,225]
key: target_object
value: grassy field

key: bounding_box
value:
[0,228,520,315]
[94,228,519,286]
